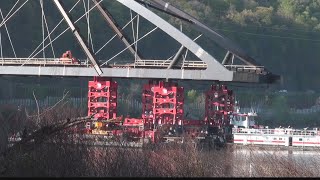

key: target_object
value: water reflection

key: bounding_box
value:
[230,145,320,177]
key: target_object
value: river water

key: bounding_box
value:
[228,145,320,177]
[81,142,320,177]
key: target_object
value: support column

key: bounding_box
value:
[205,84,234,128]
[142,80,184,128]
[88,76,118,120]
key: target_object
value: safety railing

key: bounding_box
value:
[232,128,320,136]
[224,65,266,74]
[134,60,207,68]
[0,57,79,66]
[1,58,268,73]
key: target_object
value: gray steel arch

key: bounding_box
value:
[0,0,279,83]
[116,0,233,81]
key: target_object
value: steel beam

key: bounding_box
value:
[222,51,234,65]
[167,45,186,69]
[92,0,142,60]
[0,66,273,82]
[53,0,103,75]
[116,0,233,81]
[135,0,279,82]
[137,0,260,66]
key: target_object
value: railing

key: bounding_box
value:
[232,128,320,136]
[0,58,267,74]
[1,58,207,68]
[0,57,79,66]
[224,65,266,74]
[133,60,207,68]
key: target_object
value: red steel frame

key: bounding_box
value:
[88,77,118,120]
[142,80,184,127]
[85,77,235,144]
[205,84,234,128]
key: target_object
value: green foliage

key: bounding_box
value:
[227,6,274,26]
[277,0,320,29]
[186,89,198,103]
[163,0,320,91]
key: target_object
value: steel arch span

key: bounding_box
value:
[0,0,279,83]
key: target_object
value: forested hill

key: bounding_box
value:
[169,0,320,91]
[1,0,320,91]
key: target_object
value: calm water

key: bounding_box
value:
[229,145,320,177]
[84,143,320,177]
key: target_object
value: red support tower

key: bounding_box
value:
[88,77,118,120]
[205,84,234,128]
[142,80,184,128]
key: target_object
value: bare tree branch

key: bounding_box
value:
[27,91,69,119]
[32,90,40,128]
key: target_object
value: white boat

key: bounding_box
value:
[232,127,320,147]
[230,106,320,147]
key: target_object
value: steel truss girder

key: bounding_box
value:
[0,66,264,83]
[53,0,103,75]
[116,0,233,81]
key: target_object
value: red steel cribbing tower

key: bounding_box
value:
[84,78,235,143]
[88,77,118,120]
[142,80,184,128]
[205,84,234,128]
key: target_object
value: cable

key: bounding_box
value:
[135,15,139,62]
[0,0,28,28]
[221,17,320,34]
[27,0,81,59]
[215,22,320,39]
[100,26,159,67]
[28,0,103,60]
[83,0,94,64]
[0,0,20,27]
[40,0,45,58]
[130,10,136,51]
[83,0,94,53]
[40,0,55,58]
[83,0,89,48]
[215,27,320,43]
[166,33,202,61]
[83,0,89,64]
[88,0,94,53]
[181,34,202,69]
[95,14,138,55]
[0,8,17,58]
[0,29,3,61]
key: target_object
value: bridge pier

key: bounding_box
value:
[88,77,118,120]
[142,80,184,128]
[85,77,235,144]
[205,84,235,140]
